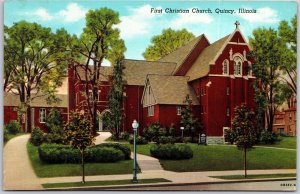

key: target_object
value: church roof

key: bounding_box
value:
[186,35,230,81]
[158,35,204,73]
[122,59,176,86]
[4,92,68,107]
[75,65,113,82]
[146,75,199,105]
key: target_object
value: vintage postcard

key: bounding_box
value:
[3,0,297,191]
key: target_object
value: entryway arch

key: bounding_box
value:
[97,109,111,131]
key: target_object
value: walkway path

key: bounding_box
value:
[95,132,163,172]
[3,134,43,190]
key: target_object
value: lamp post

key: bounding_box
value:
[180,126,184,138]
[132,120,139,183]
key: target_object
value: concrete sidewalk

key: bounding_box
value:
[3,134,43,190]
[39,169,296,185]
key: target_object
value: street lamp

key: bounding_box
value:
[132,120,139,183]
[180,126,184,138]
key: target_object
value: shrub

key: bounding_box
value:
[158,127,167,136]
[94,143,131,159]
[224,128,237,144]
[120,132,130,141]
[168,123,176,137]
[183,137,192,144]
[38,144,125,164]
[85,147,124,163]
[5,120,22,135]
[260,130,279,144]
[150,144,193,160]
[30,127,44,146]
[143,122,162,142]
[129,136,148,145]
[44,109,66,144]
[158,136,175,144]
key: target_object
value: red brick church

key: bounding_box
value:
[4,22,256,144]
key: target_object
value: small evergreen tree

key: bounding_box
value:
[232,104,257,178]
[45,109,66,144]
[64,112,95,183]
[106,59,124,139]
[180,95,201,139]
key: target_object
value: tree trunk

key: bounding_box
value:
[92,89,97,135]
[81,150,85,183]
[26,105,31,133]
[244,147,247,178]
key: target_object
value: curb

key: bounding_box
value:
[44,177,296,191]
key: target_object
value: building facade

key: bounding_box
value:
[4,23,257,143]
[67,23,256,143]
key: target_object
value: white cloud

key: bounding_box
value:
[26,3,87,23]
[236,7,279,23]
[117,4,164,39]
[32,8,53,21]
[58,3,87,22]
[170,8,213,28]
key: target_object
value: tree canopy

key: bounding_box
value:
[249,16,296,131]
[71,8,126,134]
[4,21,71,131]
[143,28,195,61]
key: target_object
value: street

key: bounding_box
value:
[105,180,296,191]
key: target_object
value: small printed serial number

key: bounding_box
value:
[280,183,296,187]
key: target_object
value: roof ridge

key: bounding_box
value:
[158,34,204,62]
[123,58,177,65]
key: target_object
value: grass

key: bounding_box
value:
[211,173,296,180]
[132,143,296,172]
[259,136,296,149]
[4,133,25,145]
[27,142,139,178]
[43,178,171,189]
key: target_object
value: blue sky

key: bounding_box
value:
[4,1,297,63]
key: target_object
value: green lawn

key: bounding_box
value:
[27,142,139,178]
[133,144,296,172]
[43,178,171,189]
[259,137,296,149]
[211,173,296,180]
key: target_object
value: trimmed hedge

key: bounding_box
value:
[150,144,193,160]
[38,143,127,164]
[93,143,131,159]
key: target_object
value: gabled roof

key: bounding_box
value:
[185,35,230,81]
[144,75,199,105]
[75,66,113,82]
[122,59,176,86]
[158,35,205,73]
[4,92,68,108]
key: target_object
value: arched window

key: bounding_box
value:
[233,56,243,76]
[222,59,229,75]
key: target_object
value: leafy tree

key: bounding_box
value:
[232,104,257,178]
[224,128,237,145]
[44,109,66,144]
[4,21,71,132]
[180,95,202,139]
[250,28,290,131]
[106,59,125,139]
[64,112,95,183]
[143,28,195,61]
[71,8,126,134]
[278,15,297,94]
